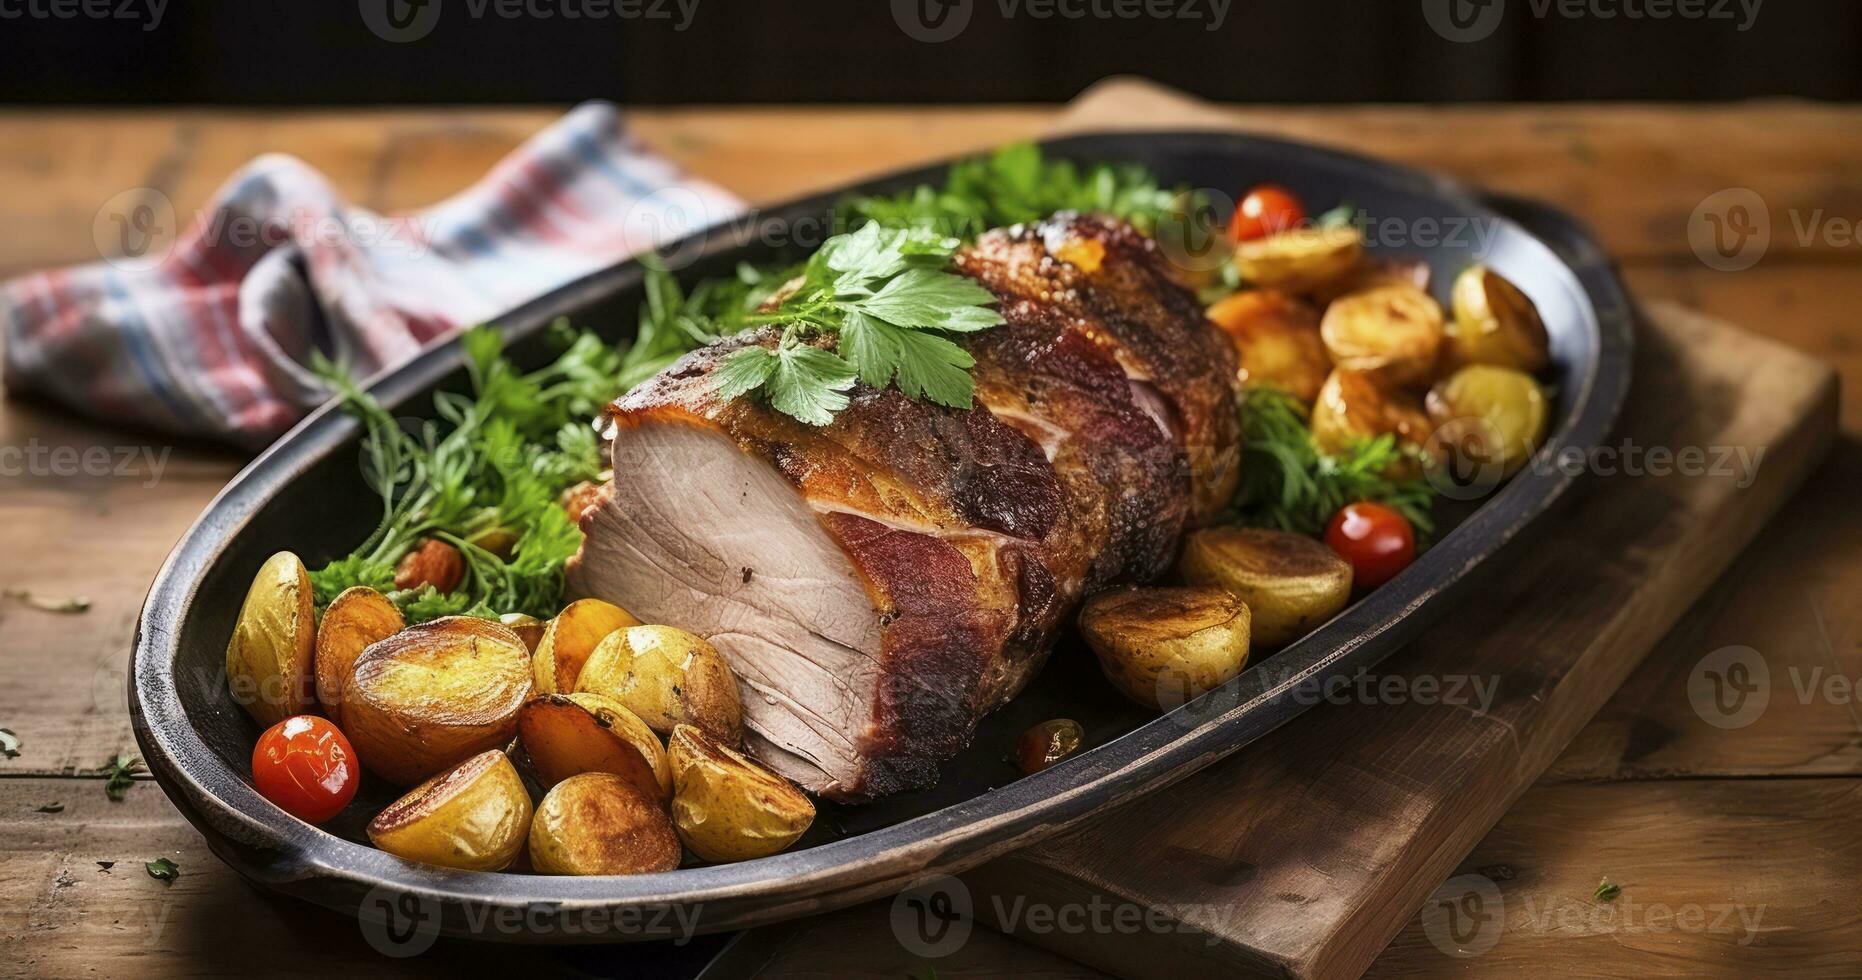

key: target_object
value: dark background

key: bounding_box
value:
[0,0,1854,104]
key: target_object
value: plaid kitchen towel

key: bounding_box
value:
[0,101,746,450]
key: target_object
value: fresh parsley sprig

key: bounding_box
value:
[1228,386,1437,537]
[711,224,1005,426]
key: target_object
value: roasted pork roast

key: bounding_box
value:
[565,214,1239,801]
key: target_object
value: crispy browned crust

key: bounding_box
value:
[579,214,1238,801]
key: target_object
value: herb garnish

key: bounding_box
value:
[1593,878,1622,902]
[711,225,1005,425]
[0,728,18,759]
[145,857,180,883]
[1228,386,1436,537]
[102,753,142,801]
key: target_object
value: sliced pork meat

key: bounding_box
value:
[565,213,1239,801]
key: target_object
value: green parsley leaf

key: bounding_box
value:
[766,345,858,427]
[1227,386,1436,537]
[145,857,180,884]
[888,327,977,409]
[102,753,143,802]
[0,728,19,759]
[857,268,1002,333]
[38,802,63,813]
[1593,878,1622,902]
[712,347,780,402]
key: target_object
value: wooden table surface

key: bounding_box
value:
[1,97,1857,978]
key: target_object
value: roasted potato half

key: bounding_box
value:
[225,551,316,727]
[367,750,531,871]
[1426,364,1550,478]
[314,585,404,724]
[1320,283,1446,387]
[1205,290,1330,404]
[668,724,815,863]
[1310,370,1432,476]
[1447,265,1550,373]
[1078,586,1251,712]
[576,625,744,745]
[1233,224,1364,294]
[499,613,547,654]
[345,617,534,786]
[517,692,670,799]
[1178,527,1354,647]
[529,772,682,876]
[530,598,641,694]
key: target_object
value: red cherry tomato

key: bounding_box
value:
[252,715,359,823]
[1229,184,1307,242]
[1325,502,1416,589]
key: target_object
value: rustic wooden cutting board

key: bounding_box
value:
[945,81,1842,979]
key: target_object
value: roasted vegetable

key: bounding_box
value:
[393,538,465,594]
[1325,502,1416,590]
[516,692,670,798]
[1232,224,1364,294]
[1228,386,1437,537]
[1425,364,1550,478]
[668,724,815,863]
[225,552,317,727]
[1016,719,1085,776]
[368,750,531,871]
[314,586,403,724]
[1447,265,1550,373]
[529,772,682,876]
[498,612,546,654]
[529,598,641,694]
[1205,289,1330,403]
[344,617,534,786]
[1319,283,1445,387]
[251,715,359,824]
[1078,586,1251,711]
[1178,526,1354,646]
[1310,370,1432,476]
[576,625,744,745]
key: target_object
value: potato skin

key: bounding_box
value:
[530,598,641,695]
[668,725,815,863]
[1206,290,1330,404]
[225,551,316,727]
[314,586,404,725]
[1426,364,1550,478]
[1447,265,1550,373]
[576,626,744,745]
[499,613,546,654]
[528,772,682,876]
[517,692,670,799]
[1177,527,1354,648]
[1233,225,1364,294]
[344,617,534,786]
[1078,586,1251,711]
[367,750,531,872]
[1310,369,1432,477]
[1320,283,1446,388]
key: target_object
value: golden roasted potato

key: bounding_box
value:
[367,749,531,871]
[499,613,546,654]
[1232,224,1364,294]
[1177,527,1354,647]
[517,692,670,798]
[1308,257,1433,307]
[1078,586,1251,712]
[1426,365,1550,478]
[530,598,641,695]
[225,551,316,726]
[576,625,744,745]
[529,772,682,876]
[345,617,534,786]
[1319,283,1446,387]
[1310,369,1432,476]
[1205,290,1330,403]
[668,725,815,863]
[1447,265,1550,373]
[314,586,404,725]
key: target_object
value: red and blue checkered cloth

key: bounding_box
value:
[0,102,746,449]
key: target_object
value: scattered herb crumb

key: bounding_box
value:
[0,728,19,758]
[96,861,115,872]
[37,802,64,813]
[102,753,143,801]
[3,589,91,614]
[145,857,180,884]
[1593,878,1621,902]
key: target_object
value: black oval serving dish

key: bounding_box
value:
[130,131,1632,943]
